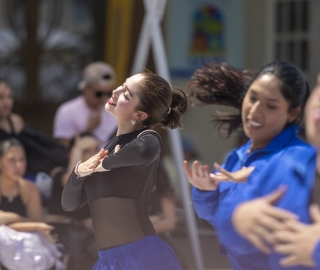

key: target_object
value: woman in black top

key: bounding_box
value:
[62,71,187,269]
[0,79,68,176]
[0,138,56,270]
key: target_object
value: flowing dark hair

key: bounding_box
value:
[188,61,309,137]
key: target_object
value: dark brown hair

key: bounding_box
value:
[137,70,188,129]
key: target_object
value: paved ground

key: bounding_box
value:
[171,227,231,270]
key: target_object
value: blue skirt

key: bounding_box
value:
[92,234,182,270]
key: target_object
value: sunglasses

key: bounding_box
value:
[94,91,112,98]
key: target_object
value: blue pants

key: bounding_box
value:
[92,234,182,270]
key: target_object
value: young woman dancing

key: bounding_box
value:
[62,71,187,269]
[184,61,316,270]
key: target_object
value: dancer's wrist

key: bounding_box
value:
[74,160,83,178]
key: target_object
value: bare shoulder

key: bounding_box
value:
[19,178,40,199]
[11,113,25,133]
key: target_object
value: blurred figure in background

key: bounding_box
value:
[0,79,68,177]
[46,134,99,270]
[0,80,24,136]
[53,62,118,149]
[0,138,59,270]
[149,157,190,270]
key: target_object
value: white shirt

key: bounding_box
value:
[53,96,117,148]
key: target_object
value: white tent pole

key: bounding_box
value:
[131,1,205,269]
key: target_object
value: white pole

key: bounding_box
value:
[131,1,205,269]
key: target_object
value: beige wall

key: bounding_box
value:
[243,0,320,87]
[243,0,270,71]
[309,0,320,87]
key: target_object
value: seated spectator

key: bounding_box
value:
[0,138,43,222]
[0,138,60,270]
[46,134,99,270]
[0,79,68,176]
[53,62,118,149]
[0,80,24,135]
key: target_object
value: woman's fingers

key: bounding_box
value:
[88,150,109,170]
[183,160,192,179]
[263,206,297,222]
[183,160,217,190]
[192,160,200,178]
[230,166,255,182]
[213,162,233,178]
[274,242,294,254]
[213,162,254,183]
[114,145,121,153]
[257,215,285,232]
[248,234,271,254]
[273,231,296,244]
[263,186,287,204]
[282,219,307,232]
[202,165,209,179]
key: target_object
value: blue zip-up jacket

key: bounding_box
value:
[192,125,317,269]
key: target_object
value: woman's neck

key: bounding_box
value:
[0,115,8,124]
[0,176,18,189]
[248,144,267,154]
[248,141,268,154]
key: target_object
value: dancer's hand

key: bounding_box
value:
[76,148,108,177]
[183,160,221,191]
[89,148,109,169]
[273,204,320,267]
[183,160,255,191]
[93,145,121,173]
[213,162,255,183]
[232,186,297,254]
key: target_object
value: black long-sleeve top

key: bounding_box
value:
[61,129,161,250]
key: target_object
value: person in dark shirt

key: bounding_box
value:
[0,138,56,270]
[230,73,320,268]
[62,70,187,269]
[0,79,68,176]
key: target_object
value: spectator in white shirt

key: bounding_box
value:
[53,62,118,149]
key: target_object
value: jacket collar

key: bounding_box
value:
[236,125,299,160]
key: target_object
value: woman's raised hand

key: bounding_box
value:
[92,145,121,173]
[89,148,109,170]
[183,160,255,191]
[183,160,220,191]
[76,148,108,177]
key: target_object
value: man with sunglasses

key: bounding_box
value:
[53,62,118,149]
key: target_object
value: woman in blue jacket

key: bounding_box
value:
[231,72,320,268]
[184,61,317,269]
